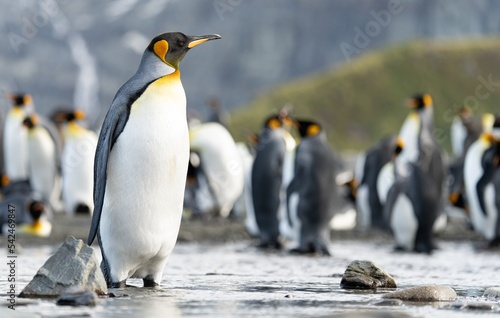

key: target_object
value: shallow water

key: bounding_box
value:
[1,240,499,317]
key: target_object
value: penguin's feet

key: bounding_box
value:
[487,237,500,249]
[290,243,331,257]
[143,277,160,288]
[393,245,408,253]
[257,240,282,250]
[109,280,127,288]
[414,242,436,254]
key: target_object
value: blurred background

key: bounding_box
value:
[1,0,499,150]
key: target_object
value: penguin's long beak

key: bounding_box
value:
[187,34,221,48]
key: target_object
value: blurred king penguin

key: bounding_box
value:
[252,115,286,249]
[88,32,220,288]
[464,114,500,246]
[286,119,336,256]
[3,93,33,181]
[384,94,446,253]
[57,110,98,215]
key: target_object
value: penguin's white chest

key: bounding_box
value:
[62,129,98,214]
[4,112,29,180]
[464,139,496,239]
[101,77,189,275]
[399,114,420,165]
[28,127,57,199]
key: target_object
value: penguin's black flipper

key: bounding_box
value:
[87,83,141,245]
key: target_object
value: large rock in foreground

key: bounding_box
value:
[19,236,107,298]
[383,285,457,301]
[340,260,397,289]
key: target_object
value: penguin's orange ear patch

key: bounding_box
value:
[23,94,32,105]
[153,40,169,64]
[423,93,432,107]
[306,124,320,136]
[267,118,281,129]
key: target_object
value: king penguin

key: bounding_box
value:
[3,93,33,181]
[252,114,286,249]
[187,122,244,217]
[286,119,337,256]
[463,114,500,246]
[23,114,63,214]
[58,110,98,215]
[355,135,399,230]
[88,32,220,288]
[384,94,446,253]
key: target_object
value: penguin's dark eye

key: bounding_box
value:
[177,40,185,47]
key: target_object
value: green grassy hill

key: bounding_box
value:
[229,39,500,152]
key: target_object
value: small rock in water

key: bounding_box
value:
[340,260,397,289]
[56,286,98,306]
[383,285,457,301]
[483,287,500,299]
[19,236,108,298]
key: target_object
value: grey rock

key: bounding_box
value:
[383,285,457,301]
[483,287,500,299]
[340,260,397,289]
[56,286,98,307]
[19,236,107,298]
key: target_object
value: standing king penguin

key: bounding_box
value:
[3,93,33,181]
[23,114,62,214]
[463,114,500,246]
[252,115,286,249]
[287,120,337,256]
[88,32,220,288]
[385,94,446,253]
[59,110,98,215]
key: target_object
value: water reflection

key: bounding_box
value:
[2,241,500,317]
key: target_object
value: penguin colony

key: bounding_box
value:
[1,31,499,289]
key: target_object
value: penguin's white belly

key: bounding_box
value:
[463,141,491,239]
[377,162,394,205]
[4,118,29,180]
[283,192,300,244]
[190,123,245,217]
[356,185,371,230]
[62,134,97,214]
[28,130,57,201]
[399,115,420,165]
[390,193,417,250]
[100,85,188,281]
[450,117,466,158]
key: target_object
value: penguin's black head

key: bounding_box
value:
[9,93,31,108]
[28,201,45,221]
[407,93,432,110]
[296,119,322,138]
[394,137,404,156]
[66,110,85,122]
[148,32,221,69]
[22,115,38,129]
[52,109,86,123]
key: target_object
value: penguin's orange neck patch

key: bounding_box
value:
[153,40,170,65]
